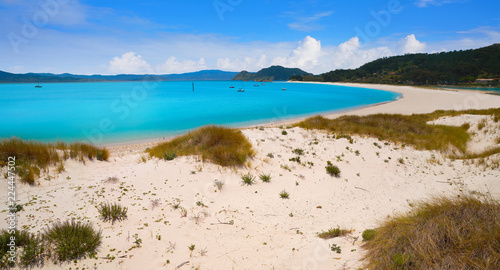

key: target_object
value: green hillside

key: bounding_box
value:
[300,44,500,86]
[233,66,311,81]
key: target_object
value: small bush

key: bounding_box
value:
[325,164,341,177]
[96,149,110,161]
[241,173,255,185]
[44,220,102,261]
[279,190,290,199]
[259,173,272,183]
[98,202,128,224]
[362,229,377,241]
[282,130,288,135]
[318,227,351,239]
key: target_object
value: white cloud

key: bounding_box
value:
[157,57,207,74]
[272,36,323,70]
[287,11,334,31]
[398,34,426,54]
[108,52,151,74]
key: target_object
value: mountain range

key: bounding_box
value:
[0,70,239,83]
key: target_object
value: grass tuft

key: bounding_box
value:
[279,190,290,199]
[259,173,272,183]
[317,227,351,239]
[147,125,254,167]
[362,229,377,241]
[241,173,256,185]
[44,220,102,261]
[97,202,128,224]
[363,195,500,270]
[325,164,341,177]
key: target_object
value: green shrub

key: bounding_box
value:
[163,152,177,161]
[325,164,341,177]
[44,220,102,261]
[98,202,128,224]
[282,130,288,135]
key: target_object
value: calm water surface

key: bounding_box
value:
[0,81,400,144]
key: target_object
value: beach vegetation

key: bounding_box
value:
[0,229,45,268]
[317,227,351,239]
[98,202,128,224]
[292,148,304,155]
[259,173,272,183]
[44,220,102,261]
[330,244,342,253]
[241,173,256,185]
[148,125,254,167]
[297,108,500,158]
[363,195,500,270]
[325,164,341,177]
[362,229,377,241]
[282,130,288,135]
[0,138,109,185]
[214,179,225,191]
[279,190,290,199]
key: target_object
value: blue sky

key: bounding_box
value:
[1,0,499,75]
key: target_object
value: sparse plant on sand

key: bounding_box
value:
[241,173,256,185]
[214,179,225,191]
[325,163,341,177]
[317,227,351,239]
[97,202,128,224]
[259,173,272,183]
[279,190,290,199]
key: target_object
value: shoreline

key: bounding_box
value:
[108,82,500,151]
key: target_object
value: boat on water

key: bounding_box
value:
[281,88,286,91]
[237,89,245,92]
[35,83,42,88]
[254,84,259,87]
[229,85,235,88]
[237,81,245,92]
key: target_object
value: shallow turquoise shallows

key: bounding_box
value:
[0,81,400,144]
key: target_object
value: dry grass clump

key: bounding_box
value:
[297,108,500,158]
[317,227,351,239]
[363,195,500,270]
[148,125,254,167]
[0,138,109,185]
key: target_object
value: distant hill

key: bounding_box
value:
[0,70,238,83]
[299,44,500,85]
[233,66,311,81]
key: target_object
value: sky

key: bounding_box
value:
[1,0,499,75]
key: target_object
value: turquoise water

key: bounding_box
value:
[0,81,400,144]
[437,86,500,92]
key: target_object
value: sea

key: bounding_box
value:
[0,81,400,144]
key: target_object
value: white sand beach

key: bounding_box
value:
[2,83,500,269]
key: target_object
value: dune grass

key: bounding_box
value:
[296,108,500,158]
[0,138,109,185]
[317,227,351,239]
[97,202,128,224]
[44,220,102,261]
[148,125,254,167]
[363,195,500,269]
